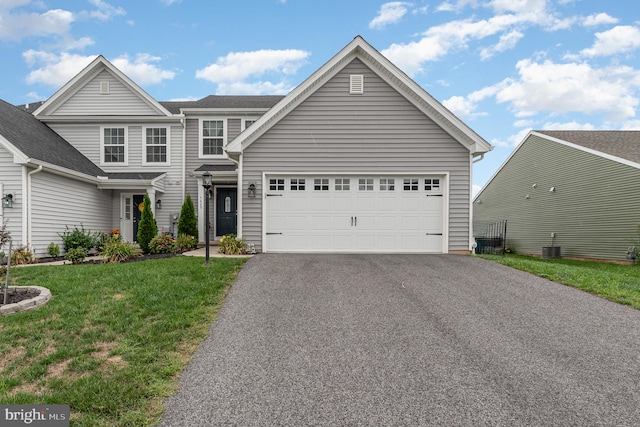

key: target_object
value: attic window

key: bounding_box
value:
[100,81,110,95]
[350,74,364,94]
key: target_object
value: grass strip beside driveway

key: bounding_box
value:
[0,256,247,426]
[479,255,640,310]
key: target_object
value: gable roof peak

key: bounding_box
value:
[33,55,172,117]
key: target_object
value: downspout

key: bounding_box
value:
[27,165,43,250]
[180,114,186,202]
[470,152,485,252]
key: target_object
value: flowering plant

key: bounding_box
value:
[149,232,177,254]
[219,234,245,255]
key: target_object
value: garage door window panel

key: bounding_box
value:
[269,178,285,191]
[291,178,306,191]
[404,178,419,191]
[380,178,395,191]
[358,178,374,191]
[335,178,350,191]
[314,179,329,191]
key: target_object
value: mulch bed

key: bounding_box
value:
[1,288,40,305]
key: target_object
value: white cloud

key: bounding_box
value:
[23,51,97,86]
[582,12,618,27]
[196,49,309,94]
[480,30,523,60]
[491,127,531,148]
[369,2,411,30]
[580,25,640,57]
[472,184,482,197]
[0,8,74,41]
[496,59,640,121]
[442,84,502,118]
[541,121,596,130]
[111,54,176,85]
[621,120,640,130]
[83,0,126,21]
[436,0,478,13]
[23,51,175,87]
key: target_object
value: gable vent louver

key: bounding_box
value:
[99,81,110,95]
[350,74,364,94]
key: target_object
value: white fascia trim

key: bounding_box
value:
[24,160,101,184]
[531,131,640,171]
[181,108,271,115]
[0,136,30,164]
[37,115,183,124]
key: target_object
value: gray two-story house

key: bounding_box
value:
[0,36,491,256]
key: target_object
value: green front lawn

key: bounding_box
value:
[479,254,640,310]
[0,256,247,426]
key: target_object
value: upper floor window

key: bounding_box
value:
[102,127,127,165]
[201,119,225,157]
[144,127,168,164]
[242,118,258,130]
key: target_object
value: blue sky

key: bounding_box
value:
[1,0,639,192]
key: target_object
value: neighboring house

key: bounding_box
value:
[0,36,491,256]
[473,130,640,261]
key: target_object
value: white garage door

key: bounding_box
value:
[264,175,445,253]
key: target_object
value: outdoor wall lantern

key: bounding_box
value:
[156,199,162,210]
[202,172,213,264]
[248,183,256,198]
[2,194,13,208]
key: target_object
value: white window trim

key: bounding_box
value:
[100,125,128,166]
[142,125,171,166]
[199,117,228,159]
[241,117,260,131]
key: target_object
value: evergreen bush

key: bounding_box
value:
[177,194,198,240]
[137,194,157,254]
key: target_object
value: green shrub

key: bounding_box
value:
[96,230,121,253]
[47,242,60,258]
[219,234,245,255]
[0,219,10,248]
[59,225,98,251]
[149,233,177,254]
[175,233,197,253]
[11,246,34,265]
[137,194,157,254]
[64,247,87,265]
[101,239,137,264]
[178,195,198,240]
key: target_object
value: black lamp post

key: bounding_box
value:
[202,172,212,264]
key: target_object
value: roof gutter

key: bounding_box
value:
[473,153,485,163]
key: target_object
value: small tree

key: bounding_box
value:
[177,194,198,240]
[137,194,157,254]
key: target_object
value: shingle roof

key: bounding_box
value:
[537,130,640,165]
[195,164,237,172]
[160,95,284,113]
[106,172,165,180]
[0,99,105,177]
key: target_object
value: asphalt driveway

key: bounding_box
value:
[159,254,640,426]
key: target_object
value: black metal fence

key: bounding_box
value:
[473,220,508,255]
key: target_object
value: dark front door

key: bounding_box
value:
[132,194,144,242]
[216,188,237,236]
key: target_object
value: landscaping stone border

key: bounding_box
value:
[0,286,52,315]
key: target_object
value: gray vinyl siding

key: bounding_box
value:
[30,170,112,257]
[242,59,471,252]
[53,70,159,116]
[474,134,640,261]
[0,146,23,245]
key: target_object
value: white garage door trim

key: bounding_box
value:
[262,172,449,253]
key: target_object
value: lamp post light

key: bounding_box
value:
[202,172,213,264]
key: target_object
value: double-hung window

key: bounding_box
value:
[144,127,168,164]
[201,119,225,157]
[102,127,127,165]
